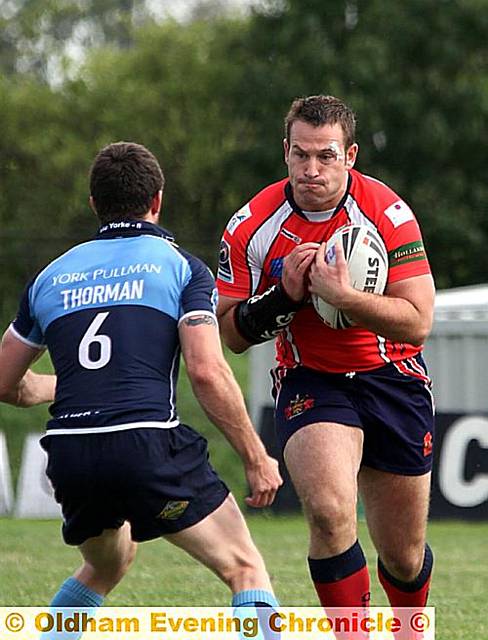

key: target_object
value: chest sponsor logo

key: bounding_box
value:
[284,394,315,420]
[217,239,233,283]
[280,228,302,244]
[384,200,414,227]
[157,500,190,520]
[226,203,252,235]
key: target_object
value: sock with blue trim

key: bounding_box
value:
[40,577,103,640]
[232,589,280,640]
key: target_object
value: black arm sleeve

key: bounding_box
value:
[234,282,303,344]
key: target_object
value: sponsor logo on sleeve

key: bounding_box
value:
[210,287,219,313]
[217,239,234,283]
[384,200,414,227]
[389,241,426,267]
[226,203,252,235]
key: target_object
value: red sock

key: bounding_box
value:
[313,564,371,607]
[378,544,433,608]
[309,541,371,639]
[378,545,433,640]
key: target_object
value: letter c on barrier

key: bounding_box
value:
[439,415,488,507]
[269,613,285,632]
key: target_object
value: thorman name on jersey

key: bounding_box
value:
[61,279,144,310]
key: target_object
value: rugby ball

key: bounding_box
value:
[312,224,388,329]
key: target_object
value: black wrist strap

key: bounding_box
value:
[234,282,303,344]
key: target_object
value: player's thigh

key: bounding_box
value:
[78,522,136,572]
[358,467,431,556]
[163,494,265,574]
[284,422,363,517]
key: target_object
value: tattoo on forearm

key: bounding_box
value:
[184,315,216,327]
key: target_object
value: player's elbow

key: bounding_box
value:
[222,334,249,354]
[217,306,251,354]
[218,322,250,354]
[407,318,433,347]
[187,359,228,389]
[0,383,17,405]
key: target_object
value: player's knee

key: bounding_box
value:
[380,546,425,583]
[87,541,137,590]
[306,496,355,540]
[218,546,267,590]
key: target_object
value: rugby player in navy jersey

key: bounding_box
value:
[0,142,282,629]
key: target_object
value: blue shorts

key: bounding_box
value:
[41,425,229,545]
[273,355,435,476]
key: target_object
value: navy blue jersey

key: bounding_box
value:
[12,221,218,434]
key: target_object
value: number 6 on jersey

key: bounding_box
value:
[78,312,112,370]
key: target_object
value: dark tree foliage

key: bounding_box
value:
[1,0,488,327]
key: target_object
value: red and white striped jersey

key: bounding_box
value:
[217,169,432,373]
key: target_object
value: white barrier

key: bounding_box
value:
[0,432,13,515]
[14,434,61,518]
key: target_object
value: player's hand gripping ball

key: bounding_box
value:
[312,224,388,329]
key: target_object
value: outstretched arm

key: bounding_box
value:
[179,313,282,507]
[0,329,56,406]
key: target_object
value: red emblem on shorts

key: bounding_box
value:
[284,394,315,420]
[423,432,433,457]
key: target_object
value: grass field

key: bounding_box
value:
[1,352,487,638]
[0,516,487,639]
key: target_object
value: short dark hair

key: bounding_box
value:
[284,95,356,149]
[89,142,165,224]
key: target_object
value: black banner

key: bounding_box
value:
[430,413,488,520]
[258,408,488,519]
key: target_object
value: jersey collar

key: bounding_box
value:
[95,220,175,241]
[285,173,352,220]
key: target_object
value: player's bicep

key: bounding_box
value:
[178,314,223,376]
[0,328,44,395]
[217,294,243,319]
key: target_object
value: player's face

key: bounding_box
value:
[284,121,358,211]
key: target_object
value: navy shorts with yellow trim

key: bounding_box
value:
[41,425,229,545]
[273,355,435,476]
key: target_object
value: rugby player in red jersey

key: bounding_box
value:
[217,96,435,622]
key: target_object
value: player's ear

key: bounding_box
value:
[345,143,358,169]
[88,196,97,215]
[283,138,290,163]
[151,190,163,216]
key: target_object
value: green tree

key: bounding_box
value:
[233,0,488,288]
